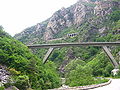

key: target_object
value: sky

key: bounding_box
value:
[0,0,77,36]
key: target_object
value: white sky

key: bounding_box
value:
[0,0,77,36]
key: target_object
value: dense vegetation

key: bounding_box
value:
[65,59,109,86]
[0,0,120,89]
[0,28,61,90]
[31,6,120,87]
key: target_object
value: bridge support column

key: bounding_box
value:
[103,46,119,75]
[103,46,119,68]
[43,47,54,64]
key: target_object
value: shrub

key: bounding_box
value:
[65,65,94,86]
[14,75,30,90]
[110,10,120,21]
[0,86,5,90]
[9,68,21,75]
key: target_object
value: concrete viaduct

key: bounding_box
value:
[27,42,120,69]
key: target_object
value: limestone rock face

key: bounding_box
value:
[14,20,48,44]
[94,1,111,16]
[44,8,70,40]
[0,65,10,86]
[5,86,19,90]
[44,0,95,40]
[14,0,120,43]
[94,0,120,16]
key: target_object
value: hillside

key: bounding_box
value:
[13,0,120,88]
[14,0,120,73]
[14,0,120,44]
[0,27,61,90]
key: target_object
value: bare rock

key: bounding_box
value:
[14,0,120,43]
[5,86,19,90]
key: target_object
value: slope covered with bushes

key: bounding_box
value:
[0,28,61,90]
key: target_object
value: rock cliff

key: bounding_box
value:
[0,65,10,86]
[14,0,120,44]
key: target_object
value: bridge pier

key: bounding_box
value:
[102,46,119,69]
[43,47,54,64]
[102,46,119,75]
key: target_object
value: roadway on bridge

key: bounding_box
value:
[92,79,120,90]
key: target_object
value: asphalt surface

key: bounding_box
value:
[92,79,120,90]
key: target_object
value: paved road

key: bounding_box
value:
[92,79,120,90]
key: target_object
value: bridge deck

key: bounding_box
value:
[27,42,120,48]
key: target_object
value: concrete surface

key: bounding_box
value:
[92,79,120,90]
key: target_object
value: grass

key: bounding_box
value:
[94,78,109,84]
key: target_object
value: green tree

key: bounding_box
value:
[110,10,120,21]
[0,28,61,90]
[65,65,94,86]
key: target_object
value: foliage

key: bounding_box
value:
[109,10,120,22]
[94,78,109,84]
[7,1,120,88]
[13,75,30,90]
[73,46,100,60]
[49,48,67,66]
[0,86,5,90]
[53,26,78,39]
[65,55,112,86]
[0,28,61,90]
[29,9,120,87]
[86,52,114,77]
[113,20,120,30]
[9,68,21,75]
[65,60,94,86]
[65,59,86,73]
[65,65,94,86]
[81,2,96,7]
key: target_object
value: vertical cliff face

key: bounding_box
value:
[14,0,120,44]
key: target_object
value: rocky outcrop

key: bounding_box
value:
[0,65,10,86]
[40,0,95,40]
[14,0,94,42]
[14,21,48,44]
[94,1,112,16]
[44,7,73,40]
[14,0,120,43]
[5,86,19,90]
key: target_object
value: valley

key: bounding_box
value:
[0,0,120,90]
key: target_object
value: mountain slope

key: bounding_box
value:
[14,0,120,73]
[14,0,120,44]
[13,0,120,87]
[0,27,61,90]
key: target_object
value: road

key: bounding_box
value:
[50,79,120,90]
[92,79,120,90]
